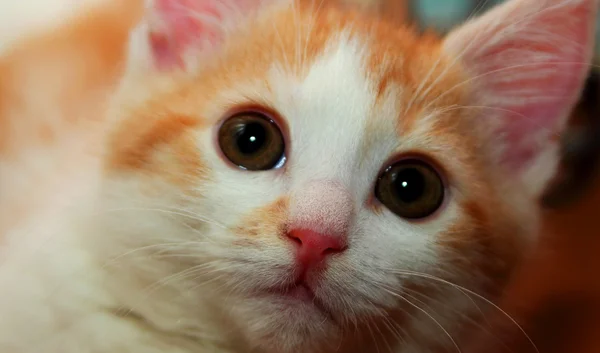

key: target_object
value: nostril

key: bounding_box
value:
[322,246,345,256]
[286,229,348,255]
[287,233,303,246]
[286,228,348,270]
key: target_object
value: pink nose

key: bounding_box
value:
[286,229,348,270]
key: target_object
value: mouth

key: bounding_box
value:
[274,282,314,301]
[266,281,336,320]
[267,280,315,302]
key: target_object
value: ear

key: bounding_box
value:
[443,0,598,197]
[127,0,280,72]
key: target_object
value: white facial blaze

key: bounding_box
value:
[3,1,596,353]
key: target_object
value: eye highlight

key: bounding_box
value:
[375,159,445,219]
[218,112,285,170]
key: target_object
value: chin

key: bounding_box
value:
[231,292,343,353]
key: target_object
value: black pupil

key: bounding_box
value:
[393,167,425,203]
[236,121,267,155]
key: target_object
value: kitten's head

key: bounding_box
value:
[94,0,597,351]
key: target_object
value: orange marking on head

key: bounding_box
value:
[342,12,468,138]
[106,112,208,186]
[234,197,289,240]
[103,2,353,183]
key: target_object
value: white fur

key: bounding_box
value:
[0,0,105,54]
[0,0,595,352]
[92,33,460,353]
[0,28,461,353]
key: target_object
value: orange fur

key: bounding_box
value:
[0,0,142,238]
[0,1,595,352]
[106,113,208,187]
[108,2,467,176]
[234,197,289,240]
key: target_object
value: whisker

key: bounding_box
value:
[291,0,301,73]
[432,100,578,142]
[404,0,491,116]
[114,261,242,319]
[433,104,529,120]
[301,0,325,73]
[186,270,243,293]
[144,260,227,292]
[272,15,292,72]
[422,61,596,115]
[386,269,539,353]
[380,314,407,351]
[102,241,212,266]
[364,319,382,353]
[372,311,394,353]
[402,287,514,353]
[99,206,227,229]
[380,285,462,353]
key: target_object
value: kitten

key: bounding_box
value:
[0,0,597,352]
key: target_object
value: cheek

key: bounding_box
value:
[329,205,466,305]
[208,196,294,289]
[232,196,289,244]
[434,199,523,289]
[349,210,452,269]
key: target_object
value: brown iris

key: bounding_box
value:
[218,112,285,170]
[375,159,445,219]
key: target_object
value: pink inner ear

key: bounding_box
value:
[445,0,596,172]
[148,0,225,70]
[146,0,266,70]
[492,44,589,169]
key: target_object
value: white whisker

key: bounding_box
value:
[386,269,539,353]
[402,287,514,353]
[301,0,325,73]
[364,319,382,353]
[380,285,462,353]
[422,61,595,114]
[404,0,491,116]
[100,206,227,229]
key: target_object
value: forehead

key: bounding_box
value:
[268,34,387,174]
[148,3,475,181]
[180,3,456,111]
[208,8,463,148]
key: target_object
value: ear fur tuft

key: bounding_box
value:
[443,0,598,195]
[127,0,283,71]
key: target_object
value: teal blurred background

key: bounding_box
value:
[409,0,600,57]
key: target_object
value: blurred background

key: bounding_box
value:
[412,0,600,56]
[352,0,600,54]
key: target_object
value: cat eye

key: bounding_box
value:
[218,112,285,170]
[375,159,444,219]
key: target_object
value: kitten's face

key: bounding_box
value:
[95,0,596,351]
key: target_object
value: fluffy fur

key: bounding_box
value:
[0,0,597,352]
